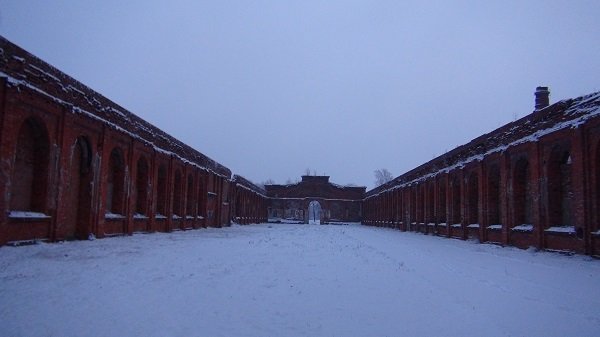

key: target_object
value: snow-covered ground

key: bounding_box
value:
[1,223,599,337]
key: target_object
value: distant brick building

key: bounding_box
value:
[266,176,365,223]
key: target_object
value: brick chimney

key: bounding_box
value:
[535,86,550,110]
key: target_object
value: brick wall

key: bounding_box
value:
[363,90,600,255]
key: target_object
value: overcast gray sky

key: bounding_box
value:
[1,1,599,190]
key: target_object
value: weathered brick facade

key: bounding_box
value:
[363,88,600,255]
[0,36,267,245]
[2,35,600,256]
[231,175,268,224]
[266,176,365,223]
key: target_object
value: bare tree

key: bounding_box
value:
[259,178,276,188]
[374,168,393,186]
[304,168,318,176]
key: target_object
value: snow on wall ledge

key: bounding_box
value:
[0,36,231,178]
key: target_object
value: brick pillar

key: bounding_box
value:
[571,127,588,254]
[530,142,543,250]
[479,162,487,242]
[500,153,510,245]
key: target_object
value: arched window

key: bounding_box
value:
[397,190,404,224]
[186,174,195,216]
[10,118,50,213]
[197,175,205,218]
[438,179,447,223]
[487,164,501,225]
[451,175,461,225]
[65,136,93,239]
[547,148,572,227]
[427,182,435,223]
[106,148,125,215]
[156,164,167,216]
[135,156,149,215]
[513,157,532,226]
[410,187,417,225]
[418,185,425,224]
[173,169,182,216]
[468,172,479,225]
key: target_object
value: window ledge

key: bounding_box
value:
[467,224,480,229]
[8,211,51,219]
[545,226,576,235]
[512,224,533,232]
[487,224,503,230]
[105,212,125,219]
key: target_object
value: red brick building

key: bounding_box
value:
[363,87,600,255]
[266,176,365,224]
[0,36,267,245]
[231,175,268,225]
[2,35,600,256]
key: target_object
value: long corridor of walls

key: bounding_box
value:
[363,89,600,256]
[0,36,267,245]
[3,34,600,257]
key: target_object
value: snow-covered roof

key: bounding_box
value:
[0,36,232,178]
[232,174,266,196]
[365,90,600,198]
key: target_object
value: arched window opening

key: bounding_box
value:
[438,180,447,223]
[418,185,425,224]
[308,200,322,225]
[156,165,167,216]
[468,172,479,225]
[197,176,205,218]
[451,176,461,225]
[397,191,404,224]
[513,158,532,226]
[427,183,435,223]
[106,148,125,215]
[547,148,572,227]
[487,165,501,225]
[173,170,182,216]
[135,156,149,215]
[65,136,93,239]
[186,174,195,216]
[10,118,50,213]
[410,187,417,225]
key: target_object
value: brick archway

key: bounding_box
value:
[64,136,93,240]
[307,200,322,224]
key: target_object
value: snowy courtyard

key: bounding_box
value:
[1,223,599,337]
